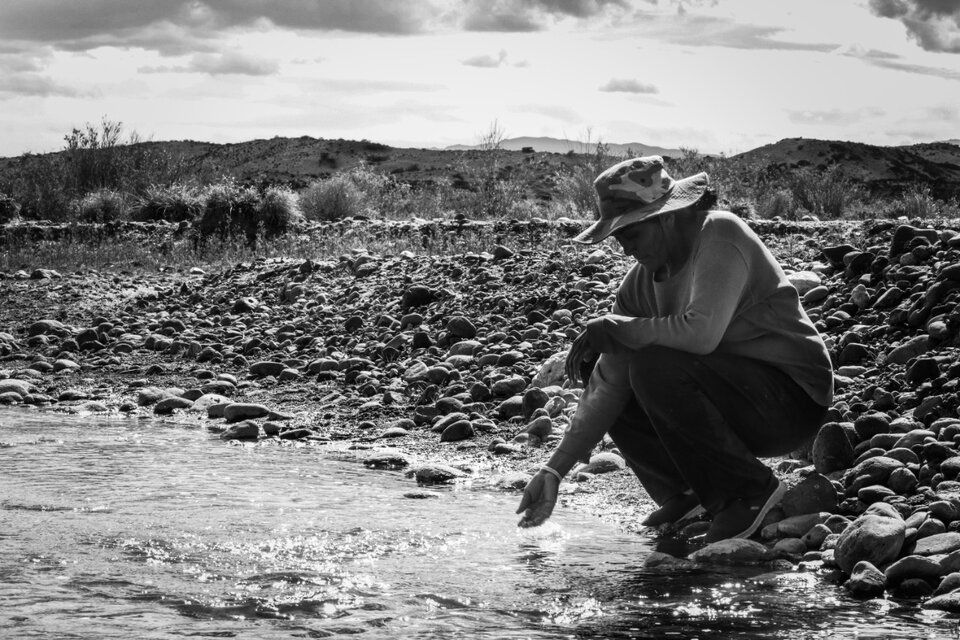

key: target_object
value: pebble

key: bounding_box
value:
[223,403,270,422]
[220,420,260,440]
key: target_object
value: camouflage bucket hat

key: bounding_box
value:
[573,155,709,244]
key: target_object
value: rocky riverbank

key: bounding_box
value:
[5,217,960,610]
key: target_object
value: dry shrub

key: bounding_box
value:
[299,163,392,221]
[786,166,860,218]
[197,180,259,241]
[759,189,799,219]
[0,192,21,223]
[258,186,303,236]
[74,189,129,223]
[134,183,203,222]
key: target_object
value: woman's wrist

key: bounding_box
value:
[538,465,563,482]
[544,448,579,478]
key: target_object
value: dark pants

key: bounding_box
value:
[606,346,827,514]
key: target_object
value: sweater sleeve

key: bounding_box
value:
[586,240,750,355]
[555,351,633,462]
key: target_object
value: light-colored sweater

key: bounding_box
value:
[557,210,834,462]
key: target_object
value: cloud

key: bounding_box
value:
[0,0,631,55]
[462,49,509,67]
[869,57,960,79]
[925,104,960,121]
[189,51,279,75]
[0,74,82,98]
[840,46,960,80]
[598,78,658,93]
[0,0,442,54]
[786,107,886,126]
[661,17,838,51]
[139,51,278,76]
[462,0,629,32]
[868,0,960,52]
[311,78,444,92]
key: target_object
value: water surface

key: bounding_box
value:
[1,408,956,639]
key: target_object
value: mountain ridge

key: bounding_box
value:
[2,134,959,201]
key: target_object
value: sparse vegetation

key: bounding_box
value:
[0,191,20,223]
[258,185,303,237]
[73,188,129,223]
[196,179,260,242]
[4,118,960,273]
[134,183,204,223]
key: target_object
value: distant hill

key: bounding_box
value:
[2,134,959,203]
[445,136,684,158]
[732,137,960,200]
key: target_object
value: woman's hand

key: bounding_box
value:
[565,329,597,386]
[516,471,560,528]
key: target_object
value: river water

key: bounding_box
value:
[1,408,957,639]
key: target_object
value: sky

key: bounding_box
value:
[0,0,959,157]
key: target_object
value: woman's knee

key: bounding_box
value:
[628,346,699,398]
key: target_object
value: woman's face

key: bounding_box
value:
[612,218,668,269]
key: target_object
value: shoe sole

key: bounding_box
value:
[731,478,787,539]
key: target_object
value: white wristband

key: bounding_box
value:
[539,465,563,482]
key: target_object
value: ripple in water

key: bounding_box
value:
[2,408,959,639]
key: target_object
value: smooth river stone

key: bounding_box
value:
[223,403,270,422]
[689,539,770,565]
[153,396,194,414]
[844,560,886,598]
[923,592,960,612]
[219,420,260,440]
[913,533,960,556]
[884,555,945,586]
[835,513,906,574]
[579,452,625,474]
[0,380,33,396]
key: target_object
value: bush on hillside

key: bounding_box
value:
[196,180,259,241]
[300,175,361,221]
[134,183,204,222]
[0,192,21,224]
[73,188,129,223]
[1,153,71,221]
[895,184,939,219]
[759,189,799,220]
[553,142,617,218]
[258,186,303,236]
[300,163,394,221]
[786,166,861,218]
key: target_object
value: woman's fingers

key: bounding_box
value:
[516,474,559,527]
[516,475,543,514]
[518,496,557,528]
[516,490,532,515]
[565,331,588,384]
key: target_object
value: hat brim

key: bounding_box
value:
[573,172,709,245]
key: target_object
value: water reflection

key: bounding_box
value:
[1,408,958,639]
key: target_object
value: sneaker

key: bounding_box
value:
[704,476,786,543]
[641,491,706,527]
